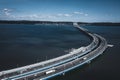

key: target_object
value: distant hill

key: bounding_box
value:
[89,22,120,26]
[0,20,73,25]
[0,20,120,26]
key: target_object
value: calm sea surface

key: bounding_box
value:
[0,24,120,80]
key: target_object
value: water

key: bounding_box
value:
[0,24,120,80]
[0,24,90,71]
[50,25,120,80]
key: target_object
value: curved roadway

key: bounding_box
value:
[0,23,107,80]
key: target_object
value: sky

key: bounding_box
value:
[0,0,120,22]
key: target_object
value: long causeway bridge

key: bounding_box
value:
[0,23,108,80]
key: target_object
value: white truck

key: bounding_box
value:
[45,69,56,74]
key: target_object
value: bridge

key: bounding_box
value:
[0,23,108,80]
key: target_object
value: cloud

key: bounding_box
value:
[84,13,88,16]
[57,14,63,16]
[5,12,10,16]
[73,12,79,14]
[0,8,89,21]
[2,8,12,16]
[46,15,56,18]
[13,14,57,20]
[64,14,72,17]
[73,11,88,17]
[73,11,83,15]
[57,13,72,17]
[3,8,9,11]
[27,14,39,19]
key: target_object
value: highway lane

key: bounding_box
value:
[10,33,107,80]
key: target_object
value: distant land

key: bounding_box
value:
[0,20,120,26]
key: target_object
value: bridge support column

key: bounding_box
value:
[87,61,91,64]
[62,72,65,76]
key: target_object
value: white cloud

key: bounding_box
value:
[64,14,72,17]
[73,11,88,17]
[14,14,56,20]
[84,14,88,16]
[57,13,72,17]
[0,8,89,21]
[2,8,12,16]
[73,11,84,14]
[73,11,83,15]
[57,14,63,16]
[27,14,39,18]
[3,8,8,11]
[73,12,79,14]
[46,15,56,18]
[5,12,10,16]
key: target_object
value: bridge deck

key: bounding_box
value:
[0,23,107,80]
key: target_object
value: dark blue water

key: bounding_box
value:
[50,26,120,80]
[0,24,120,80]
[0,24,90,71]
